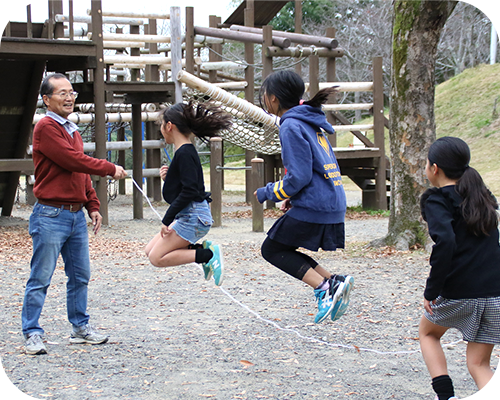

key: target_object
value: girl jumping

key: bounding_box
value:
[145,101,232,286]
[419,136,500,400]
[254,70,354,324]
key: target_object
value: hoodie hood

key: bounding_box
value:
[280,105,334,135]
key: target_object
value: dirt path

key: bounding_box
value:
[1,193,498,399]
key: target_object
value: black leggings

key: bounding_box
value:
[261,237,319,281]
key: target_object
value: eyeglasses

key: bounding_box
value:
[50,91,79,99]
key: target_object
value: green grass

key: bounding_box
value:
[337,63,500,197]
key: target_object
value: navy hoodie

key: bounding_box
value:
[256,105,346,224]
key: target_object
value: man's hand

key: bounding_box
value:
[90,211,102,235]
[113,165,127,180]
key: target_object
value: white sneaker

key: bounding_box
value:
[70,324,108,345]
[25,333,47,355]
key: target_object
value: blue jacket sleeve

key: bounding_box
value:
[256,123,312,203]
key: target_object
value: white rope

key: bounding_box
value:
[131,176,163,221]
[132,175,465,356]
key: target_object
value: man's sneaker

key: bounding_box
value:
[25,333,47,355]
[314,278,345,323]
[434,397,458,400]
[332,275,355,321]
[70,324,109,345]
[201,240,213,280]
[207,244,224,286]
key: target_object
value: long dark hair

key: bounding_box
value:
[428,136,498,235]
[258,70,337,114]
[161,101,232,142]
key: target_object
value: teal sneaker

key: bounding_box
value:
[206,244,224,286]
[332,275,354,321]
[314,278,344,323]
[201,240,213,280]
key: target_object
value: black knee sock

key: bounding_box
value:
[432,375,454,400]
[195,248,213,264]
[188,243,203,250]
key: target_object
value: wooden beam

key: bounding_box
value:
[91,0,109,224]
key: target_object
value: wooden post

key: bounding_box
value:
[185,7,195,74]
[326,27,337,147]
[294,0,302,76]
[117,126,126,194]
[69,0,74,40]
[115,26,126,196]
[26,5,33,39]
[170,7,183,103]
[145,19,162,202]
[91,0,109,225]
[309,55,319,97]
[210,137,223,227]
[209,16,224,189]
[372,56,387,210]
[251,158,264,232]
[261,25,275,210]
[262,25,273,78]
[244,2,255,204]
[132,104,144,219]
[130,24,140,82]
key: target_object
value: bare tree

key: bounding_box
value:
[383,0,458,250]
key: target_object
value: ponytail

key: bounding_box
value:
[161,101,232,142]
[428,136,498,236]
[259,70,337,113]
[456,166,498,236]
[302,87,338,108]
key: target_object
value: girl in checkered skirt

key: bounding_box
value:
[419,136,500,400]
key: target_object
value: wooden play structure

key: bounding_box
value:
[0,0,389,229]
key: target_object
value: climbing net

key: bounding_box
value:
[178,71,281,155]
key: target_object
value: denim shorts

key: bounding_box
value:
[172,200,213,244]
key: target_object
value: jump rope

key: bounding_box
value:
[130,176,464,357]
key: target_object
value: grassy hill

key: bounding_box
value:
[337,63,500,196]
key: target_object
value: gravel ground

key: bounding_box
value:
[1,191,499,400]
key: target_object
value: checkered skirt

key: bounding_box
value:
[424,296,500,344]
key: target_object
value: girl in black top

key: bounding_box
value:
[145,102,232,286]
[419,136,500,400]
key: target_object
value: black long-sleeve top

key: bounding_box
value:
[162,143,211,226]
[420,185,500,300]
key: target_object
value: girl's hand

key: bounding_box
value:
[280,199,292,212]
[160,165,169,181]
[160,224,171,237]
[424,298,435,315]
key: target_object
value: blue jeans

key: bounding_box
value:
[22,203,91,337]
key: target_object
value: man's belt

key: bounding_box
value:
[37,200,84,212]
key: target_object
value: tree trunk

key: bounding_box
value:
[384,0,457,250]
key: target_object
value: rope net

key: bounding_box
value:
[178,71,281,155]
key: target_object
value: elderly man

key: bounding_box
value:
[22,73,127,355]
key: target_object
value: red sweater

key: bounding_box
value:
[32,116,117,214]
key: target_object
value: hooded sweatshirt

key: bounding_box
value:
[256,105,346,224]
